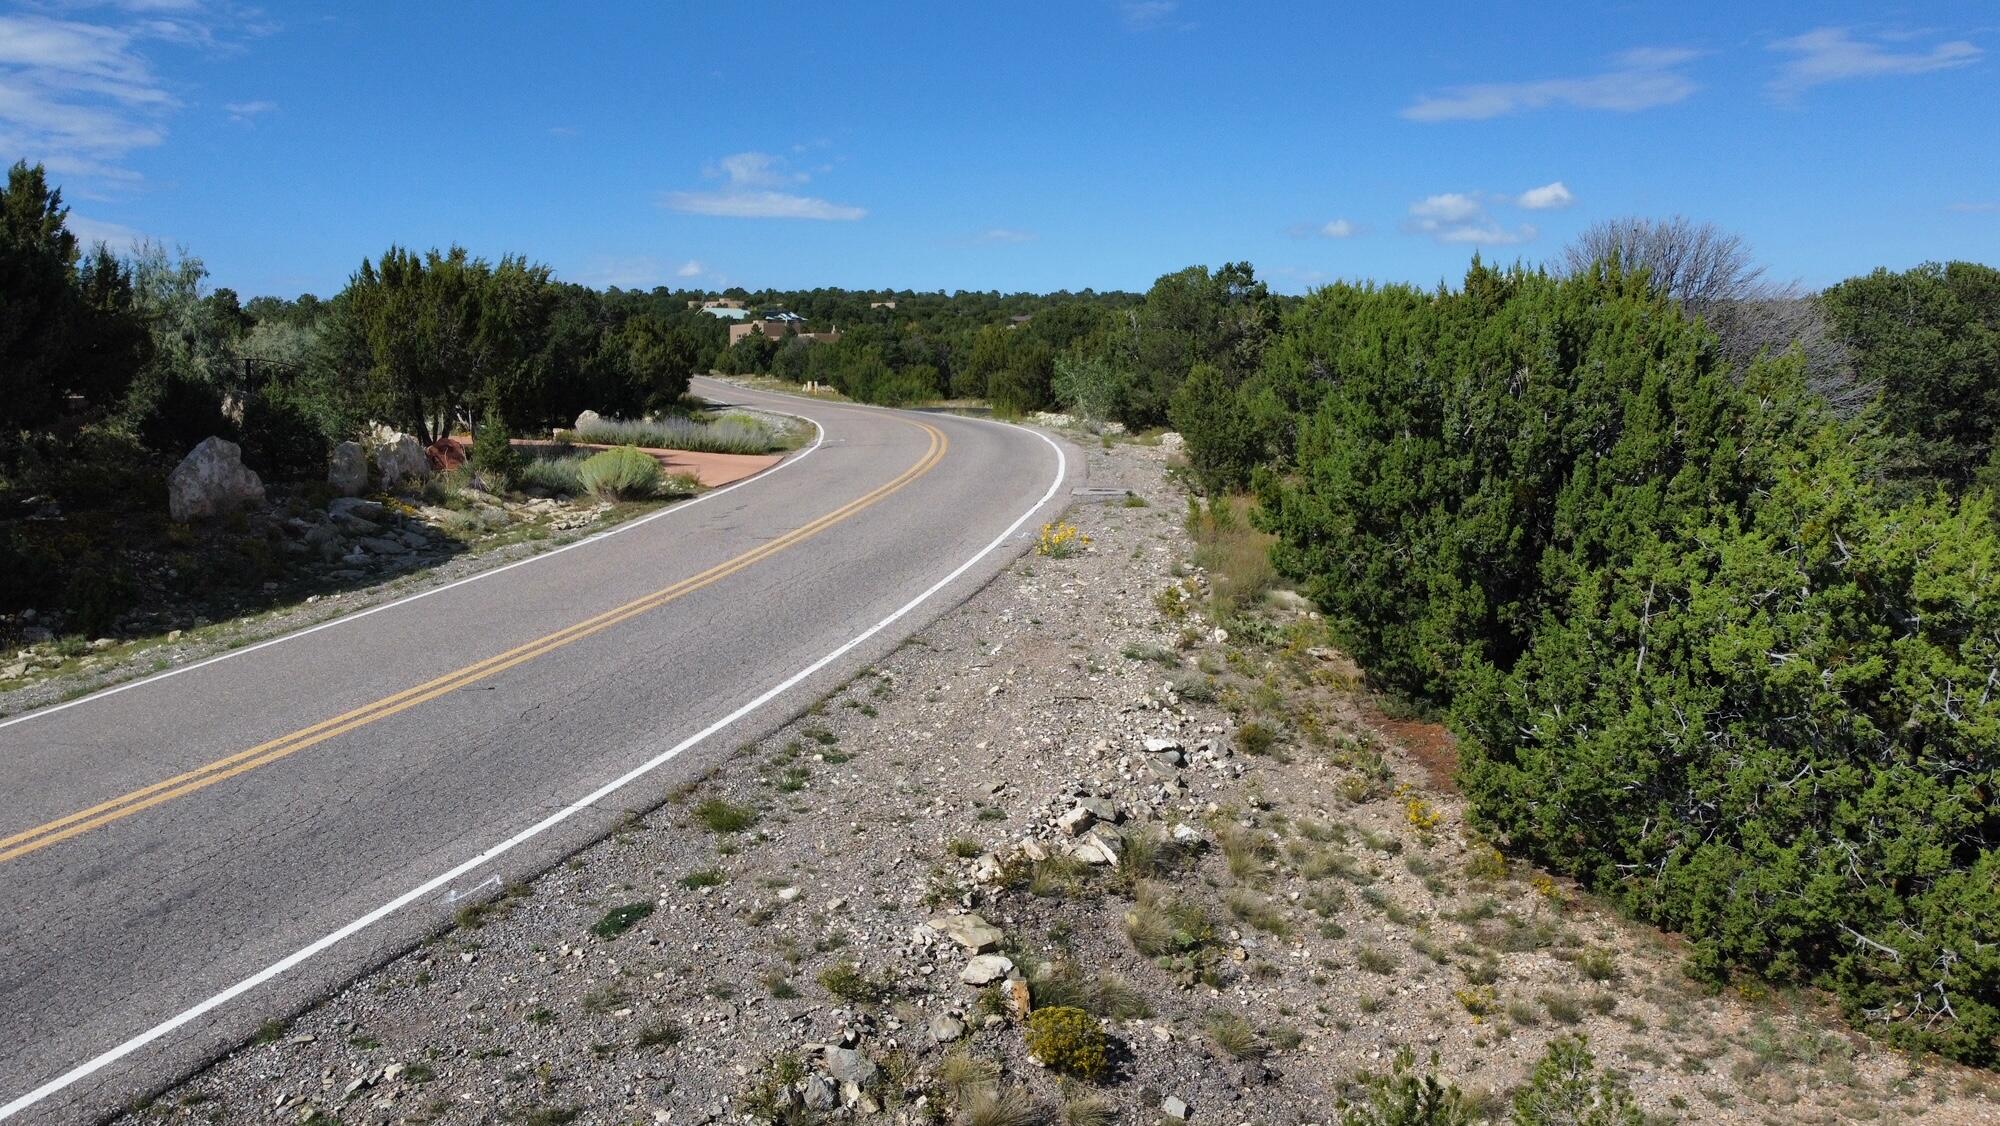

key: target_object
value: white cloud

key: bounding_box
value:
[1768,27,1981,98]
[977,227,1037,243]
[676,259,705,277]
[664,150,866,221]
[1267,265,1333,288]
[1434,222,1537,246]
[1404,192,1538,245]
[1949,201,2000,214]
[1120,2,1178,30]
[1409,193,1485,223]
[1516,181,1574,210]
[0,8,264,189]
[224,98,274,122]
[66,213,144,248]
[1403,47,1698,122]
[711,150,804,188]
[666,189,865,221]
[1286,218,1363,239]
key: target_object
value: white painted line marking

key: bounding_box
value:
[440,875,502,905]
[0,394,824,734]
[0,412,1068,1120]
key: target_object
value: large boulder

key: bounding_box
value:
[168,437,265,523]
[328,441,368,496]
[426,436,467,472]
[574,409,603,434]
[373,433,432,486]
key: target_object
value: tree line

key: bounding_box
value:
[0,161,726,490]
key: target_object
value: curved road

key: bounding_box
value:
[0,379,1081,1123]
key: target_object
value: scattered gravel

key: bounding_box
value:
[123,433,1998,1125]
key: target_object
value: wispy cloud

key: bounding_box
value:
[1403,47,1698,122]
[1516,181,1574,210]
[1120,1,1180,31]
[0,6,266,190]
[976,227,1037,243]
[1286,218,1361,239]
[667,189,865,221]
[1949,201,2000,214]
[65,212,145,248]
[569,255,668,289]
[676,259,705,277]
[663,150,866,221]
[1403,190,1542,245]
[1410,193,1485,223]
[1768,27,1981,99]
[710,150,804,187]
[1267,265,1332,289]
[224,98,274,123]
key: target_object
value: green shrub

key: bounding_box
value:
[472,406,522,487]
[693,798,758,834]
[516,452,587,495]
[818,960,890,1004]
[1212,259,2000,1065]
[1238,721,1278,757]
[1025,1006,1108,1080]
[1821,260,2000,487]
[576,446,660,501]
[570,414,777,455]
[1508,1036,1642,1126]
[1339,1048,1467,1126]
[1463,434,2000,1062]
[590,901,654,940]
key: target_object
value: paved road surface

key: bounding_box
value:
[0,380,1078,1122]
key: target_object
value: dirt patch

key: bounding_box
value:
[1363,706,1460,793]
[512,439,783,488]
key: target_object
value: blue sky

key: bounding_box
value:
[3,1,1995,298]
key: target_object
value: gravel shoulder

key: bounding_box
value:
[124,433,1997,1126]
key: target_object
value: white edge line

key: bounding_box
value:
[0,414,1069,1120]
[0,397,826,733]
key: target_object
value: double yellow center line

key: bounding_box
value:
[0,420,947,866]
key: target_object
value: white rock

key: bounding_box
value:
[927,913,1003,952]
[373,434,431,486]
[1071,827,1124,867]
[928,1014,967,1043]
[167,436,265,523]
[960,954,1014,985]
[1057,806,1096,837]
[328,440,368,496]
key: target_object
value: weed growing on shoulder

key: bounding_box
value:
[1036,521,1091,558]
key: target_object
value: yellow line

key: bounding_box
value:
[0,421,947,865]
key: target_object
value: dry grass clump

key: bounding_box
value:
[1124,883,1216,958]
[937,1048,1000,1104]
[958,1086,1041,1126]
[1205,1010,1269,1059]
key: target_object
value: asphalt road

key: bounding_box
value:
[0,379,1079,1123]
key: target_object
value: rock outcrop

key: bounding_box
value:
[426,437,467,472]
[327,441,367,497]
[373,433,431,486]
[167,437,265,523]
